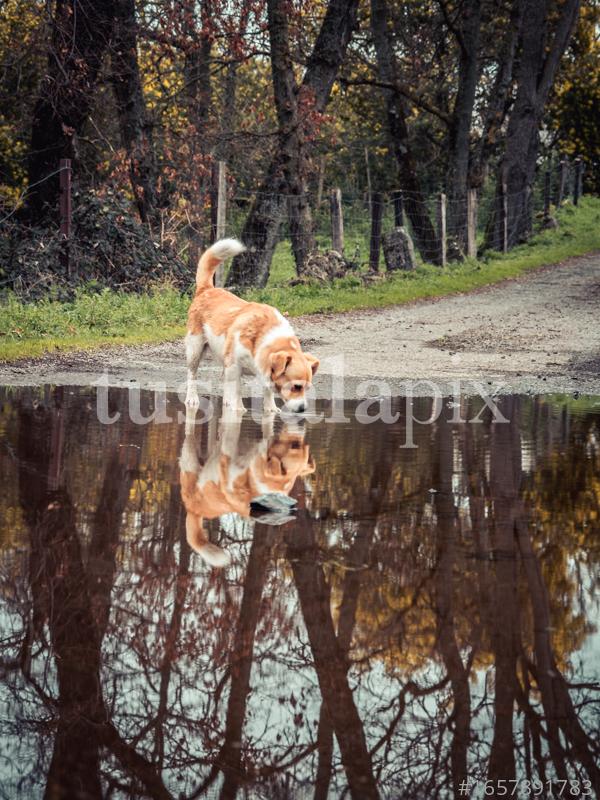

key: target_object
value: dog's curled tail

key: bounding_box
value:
[196,238,246,290]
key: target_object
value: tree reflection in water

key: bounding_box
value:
[0,388,598,799]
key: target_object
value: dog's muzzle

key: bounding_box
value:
[284,398,307,414]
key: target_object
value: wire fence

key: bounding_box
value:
[0,155,587,296]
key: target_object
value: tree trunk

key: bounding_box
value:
[267,0,316,275]
[226,0,359,288]
[370,0,440,264]
[470,0,525,190]
[25,0,116,221]
[111,0,158,225]
[485,0,580,250]
[445,0,482,258]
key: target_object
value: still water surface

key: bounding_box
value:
[0,387,599,799]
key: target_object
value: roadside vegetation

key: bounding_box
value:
[1,197,598,363]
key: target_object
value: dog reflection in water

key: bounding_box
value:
[180,407,315,566]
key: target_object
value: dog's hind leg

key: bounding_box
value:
[185,332,206,408]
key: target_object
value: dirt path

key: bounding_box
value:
[2,252,599,397]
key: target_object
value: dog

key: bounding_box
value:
[180,408,315,566]
[184,239,319,414]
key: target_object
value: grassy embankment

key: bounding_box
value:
[1,197,599,362]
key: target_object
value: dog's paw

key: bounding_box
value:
[185,392,200,409]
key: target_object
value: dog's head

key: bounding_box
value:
[264,430,315,485]
[269,350,319,413]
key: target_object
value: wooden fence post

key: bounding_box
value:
[316,155,326,210]
[369,191,383,271]
[573,157,582,206]
[59,158,72,277]
[437,192,447,267]
[500,179,508,253]
[364,146,372,211]
[392,190,404,228]
[543,167,551,219]
[466,188,477,259]
[330,188,344,254]
[556,159,567,206]
[211,160,227,286]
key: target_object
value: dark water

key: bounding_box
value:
[0,386,599,800]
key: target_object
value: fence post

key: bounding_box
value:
[392,190,404,228]
[59,158,72,277]
[466,188,477,259]
[500,179,508,253]
[543,167,551,219]
[556,159,567,206]
[316,155,326,209]
[364,146,372,211]
[330,188,344,254]
[369,191,383,271]
[211,160,227,286]
[573,157,582,206]
[437,192,447,267]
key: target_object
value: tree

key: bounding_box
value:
[546,0,600,194]
[485,0,581,250]
[370,0,441,264]
[111,0,159,225]
[25,0,116,221]
[226,0,359,288]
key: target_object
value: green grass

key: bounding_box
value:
[1,197,599,362]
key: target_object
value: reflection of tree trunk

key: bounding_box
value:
[42,490,105,800]
[517,522,600,794]
[433,409,470,795]
[288,514,379,800]
[17,399,104,799]
[154,502,189,767]
[88,440,142,638]
[226,0,359,287]
[18,398,171,800]
[217,529,274,800]
[487,398,520,785]
[314,521,373,800]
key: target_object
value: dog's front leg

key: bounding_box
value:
[263,385,279,415]
[180,407,201,473]
[223,362,245,415]
[185,332,206,408]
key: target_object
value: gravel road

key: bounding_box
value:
[2,251,599,397]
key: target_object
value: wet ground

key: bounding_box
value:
[0,386,599,799]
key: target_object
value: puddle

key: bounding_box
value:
[0,386,599,799]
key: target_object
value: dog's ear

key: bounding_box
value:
[305,353,320,376]
[270,351,292,379]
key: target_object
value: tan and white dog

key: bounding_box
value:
[180,410,315,566]
[185,239,319,414]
